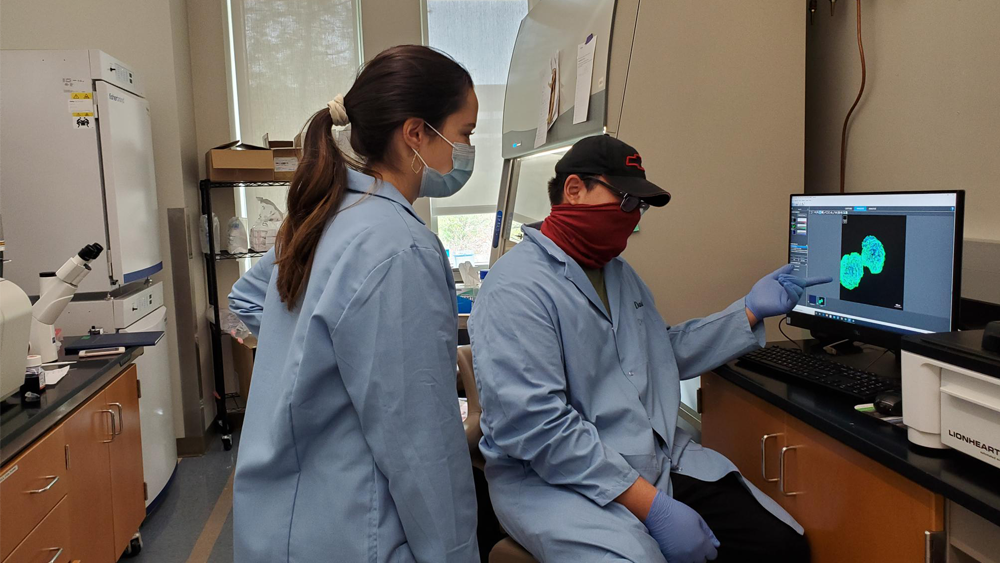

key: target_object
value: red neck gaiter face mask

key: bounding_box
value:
[541,203,641,270]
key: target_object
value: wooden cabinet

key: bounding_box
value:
[3,496,72,563]
[64,386,116,563]
[64,364,145,562]
[105,368,145,554]
[1,363,145,563]
[700,372,787,498]
[0,426,69,562]
[701,372,944,563]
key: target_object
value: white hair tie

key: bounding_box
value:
[328,94,349,126]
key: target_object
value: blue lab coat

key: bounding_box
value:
[469,226,801,561]
[229,169,478,563]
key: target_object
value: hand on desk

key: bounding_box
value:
[644,490,720,563]
[746,264,832,326]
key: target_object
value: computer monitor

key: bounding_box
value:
[787,191,964,349]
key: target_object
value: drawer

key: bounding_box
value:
[2,496,71,563]
[0,426,69,561]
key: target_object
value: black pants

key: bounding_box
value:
[672,472,810,563]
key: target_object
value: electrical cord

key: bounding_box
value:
[839,0,866,193]
[778,316,803,351]
[863,347,891,371]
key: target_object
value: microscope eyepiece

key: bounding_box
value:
[78,243,104,261]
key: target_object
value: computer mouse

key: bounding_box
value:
[874,390,903,417]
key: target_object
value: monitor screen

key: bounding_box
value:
[788,192,962,335]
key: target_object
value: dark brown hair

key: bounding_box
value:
[274,45,473,307]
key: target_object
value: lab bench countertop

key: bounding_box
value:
[0,347,143,466]
[712,350,1000,528]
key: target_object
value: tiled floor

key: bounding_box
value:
[129,432,240,563]
[127,418,701,563]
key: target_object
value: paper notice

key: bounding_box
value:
[546,53,560,130]
[69,92,95,116]
[534,77,550,148]
[574,34,597,124]
[274,157,298,172]
[44,365,71,386]
[535,52,561,148]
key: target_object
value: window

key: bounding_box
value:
[229,0,362,143]
[425,0,529,267]
[226,0,362,258]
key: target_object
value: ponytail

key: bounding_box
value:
[274,45,473,308]
[274,109,348,307]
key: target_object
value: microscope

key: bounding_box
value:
[29,243,104,362]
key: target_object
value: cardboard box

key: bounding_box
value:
[206,141,274,182]
[263,134,301,182]
[230,334,256,398]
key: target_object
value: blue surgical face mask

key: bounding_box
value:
[412,123,475,198]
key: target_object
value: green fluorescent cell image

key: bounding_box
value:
[840,235,886,290]
[861,235,885,274]
[840,252,864,290]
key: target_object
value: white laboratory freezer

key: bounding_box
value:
[0,49,162,295]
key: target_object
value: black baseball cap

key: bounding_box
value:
[555,135,671,207]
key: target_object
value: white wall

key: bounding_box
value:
[1,0,210,439]
[619,0,807,342]
[805,0,1000,242]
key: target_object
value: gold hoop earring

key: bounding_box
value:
[410,152,424,174]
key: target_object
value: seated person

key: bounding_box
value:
[469,135,829,562]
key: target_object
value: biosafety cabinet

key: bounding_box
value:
[492,0,806,416]
[0,49,162,294]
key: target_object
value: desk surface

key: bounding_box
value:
[1,347,142,465]
[714,344,1000,528]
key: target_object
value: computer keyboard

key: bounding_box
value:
[738,346,898,402]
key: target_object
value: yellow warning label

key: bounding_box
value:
[72,112,95,117]
[71,92,93,100]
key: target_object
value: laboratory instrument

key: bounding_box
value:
[1,49,162,294]
[28,243,104,362]
[901,329,1000,468]
[59,282,177,507]
[0,277,32,398]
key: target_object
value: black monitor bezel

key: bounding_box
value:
[786,190,964,348]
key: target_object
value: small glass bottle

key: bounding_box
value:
[26,355,45,392]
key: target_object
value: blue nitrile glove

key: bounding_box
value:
[745,264,833,320]
[644,491,720,563]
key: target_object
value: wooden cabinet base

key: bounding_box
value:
[3,496,72,563]
[64,387,116,563]
[702,372,944,563]
[106,367,146,554]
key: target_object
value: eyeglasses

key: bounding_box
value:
[586,177,650,214]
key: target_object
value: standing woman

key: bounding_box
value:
[229,45,479,562]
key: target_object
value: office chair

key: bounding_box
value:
[456,346,537,563]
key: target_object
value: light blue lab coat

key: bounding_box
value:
[229,169,478,563]
[469,226,801,561]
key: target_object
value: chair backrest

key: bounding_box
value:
[457,345,485,469]
[457,345,482,420]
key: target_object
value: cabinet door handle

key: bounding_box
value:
[44,547,64,563]
[779,445,803,496]
[760,433,783,483]
[26,475,59,494]
[109,402,124,435]
[100,409,116,443]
